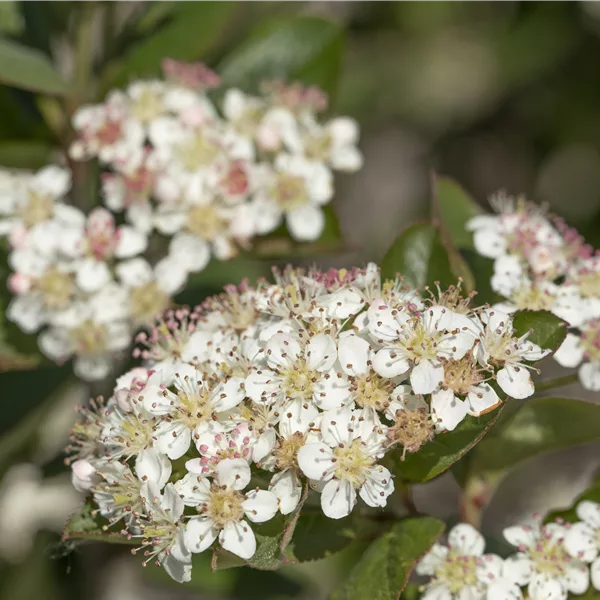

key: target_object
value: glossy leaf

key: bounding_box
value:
[433,176,482,250]
[399,406,503,483]
[0,37,70,95]
[380,223,456,289]
[470,397,600,475]
[331,517,445,600]
[106,2,235,88]
[511,310,568,355]
[218,17,343,96]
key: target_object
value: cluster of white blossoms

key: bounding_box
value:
[0,60,361,380]
[467,193,600,390]
[67,264,550,582]
[417,502,600,600]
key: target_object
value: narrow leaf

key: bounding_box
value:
[331,517,445,600]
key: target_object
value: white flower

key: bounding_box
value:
[297,407,393,518]
[477,310,548,399]
[416,523,504,600]
[503,521,589,600]
[137,482,192,583]
[183,458,278,560]
[252,154,333,241]
[554,320,600,391]
[564,501,600,590]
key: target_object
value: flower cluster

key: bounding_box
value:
[467,193,600,390]
[67,264,550,581]
[417,502,600,600]
[0,60,362,380]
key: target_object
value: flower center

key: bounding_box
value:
[333,439,375,488]
[177,386,214,428]
[97,120,122,146]
[186,204,227,241]
[130,89,164,123]
[387,408,435,456]
[443,356,484,395]
[271,174,308,211]
[130,281,170,323]
[177,133,220,170]
[512,282,555,311]
[274,432,305,471]
[435,551,479,594]
[71,320,109,356]
[529,530,570,577]
[109,413,155,458]
[581,319,600,362]
[36,266,74,309]
[206,485,245,529]
[353,371,395,410]
[403,321,440,361]
[94,469,144,525]
[304,133,332,162]
[281,359,316,400]
[578,272,600,299]
[19,192,54,227]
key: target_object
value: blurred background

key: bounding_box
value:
[2,1,600,599]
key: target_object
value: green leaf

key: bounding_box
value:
[433,176,482,250]
[106,2,235,89]
[0,37,70,95]
[62,498,136,545]
[470,398,600,475]
[330,517,445,600]
[218,17,344,97]
[0,140,53,169]
[380,223,457,289]
[398,406,503,483]
[511,310,568,355]
[401,584,421,600]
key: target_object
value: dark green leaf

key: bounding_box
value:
[399,406,503,483]
[62,498,136,545]
[470,397,600,475]
[400,584,421,600]
[106,2,235,89]
[380,223,456,289]
[218,17,344,97]
[0,37,70,95]
[330,517,445,600]
[0,140,53,169]
[433,176,482,250]
[511,310,568,355]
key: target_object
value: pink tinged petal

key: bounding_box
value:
[497,364,534,399]
[359,466,394,508]
[321,478,356,519]
[411,360,444,394]
[577,500,600,529]
[448,523,485,556]
[564,562,590,594]
[153,421,191,460]
[174,472,210,506]
[242,489,278,523]
[297,442,335,481]
[185,516,218,553]
[307,333,337,372]
[579,362,600,392]
[466,384,500,417]
[528,574,566,600]
[135,448,172,489]
[502,553,533,586]
[564,522,598,562]
[591,556,600,590]
[338,333,371,376]
[486,579,523,600]
[71,459,97,492]
[286,204,324,241]
[373,348,410,378]
[265,333,301,369]
[219,520,256,560]
[216,458,251,491]
[270,470,303,515]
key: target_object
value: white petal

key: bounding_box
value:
[565,562,590,594]
[502,553,533,586]
[219,520,256,559]
[169,233,210,272]
[372,348,410,378]
[162,532,192,583]
[321,479,356,519]
[591,556,600,590]
[473,229,507,259]
[448,523,485,556]
[564,521,598,562]
[297,442,334,481]
[466,384,500,417]
[552,333,584,368]
[359,466,394,508]
[286,204,324,242]
[185,516,218,553]
[503,526,538,550]
[307,333,337,371]
[116,257,153,287]
[338,333,370,376]
[161,483,184,519]
[216,458,251,491]
[76,259,111,293]
[265,333,301,369]
[577,500,600,529]
[242,489,278,523]
[270,470,303,515]
[313,371,352,411]
[245,371,282,405]
[174,472,211,506]
[411,360,444,394]
[486,579,523,600]
[279,398,320,434]
[580,362,600,392]
[153,421,191,460]
[135,448,172,489]
[115,226,147,258]
[528,574,566,600]
[497,364,534,399]
[154,256,188,295]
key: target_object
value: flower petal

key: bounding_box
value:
[219,520,256,559]
[320,478,356,519]
[185,516,219,554]
[242,489,278,523]
[216,458,251,491]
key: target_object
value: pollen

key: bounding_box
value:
[332,439,375,488]
[387,408,435,457]
[205,485,245,529]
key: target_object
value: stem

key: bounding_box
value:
[534,373,578,393]
[398,480,419,516]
